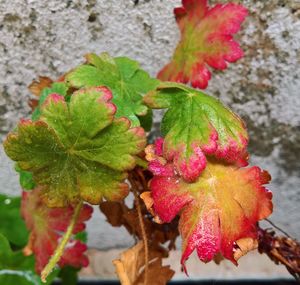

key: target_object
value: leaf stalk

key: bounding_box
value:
[40,200,83,283]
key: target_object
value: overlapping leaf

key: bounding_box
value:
[21,189,93,274]
[66,52,159,126]
[31,82,68,121]
[0,194,28,247]
[4,86,146,206]
[0,234,58,285]
[144,82,248,182]
[158,0,248,89]
[146,141,273,271]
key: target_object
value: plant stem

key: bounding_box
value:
[130,175,149,285]
[264,219,292,238]
[135,157,149,169]
[40,200,83,283]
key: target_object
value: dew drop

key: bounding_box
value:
[4,198,11,205]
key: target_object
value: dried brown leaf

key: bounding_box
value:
[140,191,162,224]
[258,228,300,280]
[28,76,53,97]
[113,241,174,285]
[234,237,258,261]
[99,169,179,252]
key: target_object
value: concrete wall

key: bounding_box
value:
[0,0,299,252]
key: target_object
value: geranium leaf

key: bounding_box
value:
[21,189,93,274]
[158,0,248,89]
[65,52,159,126]
[0,194,28,247]
[31,82,68,121]
[4,87,146,206]
[58,266,79,285]
[15,165,36,191]
[144,82,248,182]
[138,108,153,132]
[0,234,58,285]
[146,143,273,271]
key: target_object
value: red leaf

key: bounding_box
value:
[158,0,248,89]
[21,188,93,273]
[146,140,273,272]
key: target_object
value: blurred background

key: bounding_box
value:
[0,0,299,282]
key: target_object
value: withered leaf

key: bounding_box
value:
[113,241,174,285]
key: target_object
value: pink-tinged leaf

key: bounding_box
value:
[144,83,248,182]
[158,0,248,89]
[21,188,93,273]
[146,141,273,272]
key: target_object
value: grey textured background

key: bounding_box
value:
[0,0,299,252]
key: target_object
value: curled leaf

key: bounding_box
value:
[140,192,162,224]
[158,0,248,89]
[144,82,248,182]
[66,52,159,126]
[28,76,53,97]
[113,241,174,285]
[21,189,93,274]
[258,228,300,280]
[146,141,272,272]
[233,237,258,261]
[4,86,146,206]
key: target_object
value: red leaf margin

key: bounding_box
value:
[146,139,273,272]
[158,0,248,89]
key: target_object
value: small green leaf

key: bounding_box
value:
[144,82,248,182]
[4,87,146,207]
[15,165,36,190]
[66,52,159,126]
[32,82,68,121]
[58,266,79,285]
[0,194,28,247]
[138,108,153,132]
[74,231,87,243]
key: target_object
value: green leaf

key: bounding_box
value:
[0,194,28,247]
[32,82,68,121]
[4,87,146,207]
[58,266,79,285]
[74,231,87,243]
[65,52,159,127]
[138,108,153,132]
[15,165,36,190]
[144,82,248,182]
[0,234,58,285]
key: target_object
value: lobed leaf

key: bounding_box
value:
[158,0,248,89]
[31,82,68,121]
[21,189,93,274]
[65,52,159,126]
[4,87,146,206]
[0,234,58,285]
[0,194,28,247]
[146,141,273,271]
[144,82,248,182]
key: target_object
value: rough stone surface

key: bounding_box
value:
[0,0,299,257]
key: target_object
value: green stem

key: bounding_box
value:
[135,157,148,169]
[40,201,83,283]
